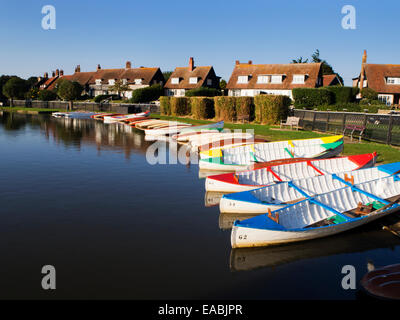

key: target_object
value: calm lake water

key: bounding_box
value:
[1,112,400,300]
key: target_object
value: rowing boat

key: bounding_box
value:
[103,111,150,124]
[205,152,377,192]
[220,161,399,214]
[199,135,344,171]
[231,172,400,248]
[198,138,266,153]
[91,113,124,120]
[189,132,255,151]
[144,120,224,136]
[361,264,400,300]
[172,128,225,142]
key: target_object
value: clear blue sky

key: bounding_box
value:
[1,0,399,85]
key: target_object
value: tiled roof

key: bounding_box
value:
[363,64,400,94]
[164,66,215,89]
[322,74,341,86]
[226,62,322,90]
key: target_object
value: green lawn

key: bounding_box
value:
[152,114,400,164]
[0,107,63,113]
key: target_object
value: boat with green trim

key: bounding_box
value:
[199,135,344,171]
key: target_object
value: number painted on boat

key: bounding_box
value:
[238,234,247,240]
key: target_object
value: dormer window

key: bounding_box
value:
[95,79,102,85]
[108,79,115,85]
[134,78,143,85]
[189,77,198,84]
[122,79,128,85]
[292,74,305,84]
[271,75,283,84]
[387,77,400,85]
[257,75,270,84]
[237,76,249,84]
[171,77,180,84]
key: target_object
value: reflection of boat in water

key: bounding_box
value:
[204,191,229,207]
[230,221,400,272]
[219,213,259,230]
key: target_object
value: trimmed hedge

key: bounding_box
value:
[170,97,191,116]
[361,88,378,100]
[129,84,163,103]
[325,86,357,104]
[214,97,237,121]
[292,88,334,108]
[235,97,255,121]
[159,96,171,115]
[185,87,221,97]
[254,95,291,125]
[190,97,215,119]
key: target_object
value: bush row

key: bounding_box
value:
[292,86,359,108]
[160,95,290,124]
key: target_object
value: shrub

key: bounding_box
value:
[190,97,215,119]
[94,94,119,103]
[315,103,362,112]
[38,90,58,101]
[292,88,334,108]
[170,97,190,116]
[57,80,83,101]
[159,96,171,115]
[361,88,378,100]
[235,97,255,121]
[254,95,291,125]
[185,87,221,97]
[213,96,236,121]
[325,86,357,104]
[129,84,163,103]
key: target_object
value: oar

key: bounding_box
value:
[377,195,400,238]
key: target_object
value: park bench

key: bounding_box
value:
[280,116,300,130]
[237,114,250,123]
[343,124,365,142]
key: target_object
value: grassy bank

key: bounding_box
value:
[0,107,63,113]
[152,114,400,164]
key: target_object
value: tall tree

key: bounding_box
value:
[57,80,83,110]
[311,49,344,85]
[2,77,29,106]
[162,71,173,82]
[291,57,309,64]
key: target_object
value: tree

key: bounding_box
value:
[2,77,29,106]
[108,80,130,99]
[57,80,83,110]
[219,79,227,90]
[38,89,58,101]
[311,49,344,85]
[291,57,309,64]
[0,75,13,103]
[162,71,173,82]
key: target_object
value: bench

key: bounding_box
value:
[237,114,250,123]
[343,124,365,142]
[280,116,300,130]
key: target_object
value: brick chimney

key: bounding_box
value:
[359,50,367,94]
[75,65,81,73]
[52,71,55,77]
[248,60,252,65]
[126,61,131,69]
[189,57,194,72]
[235,60,240,65]
[60,70,64,76]
[44,72,49,78]
[56,69,60,76]
[97,64,101,70]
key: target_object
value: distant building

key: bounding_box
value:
[226,60,332,99]
[164,57,221,97]
[42,61,165,98]
[353,50,400,105]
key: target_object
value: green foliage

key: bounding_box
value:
[26,87,40,100]
[325,86,357,104]
[2,77,30,100]
[190,97,215,119]
[361,88,378,100]
[57,80,83,101]
[108,79,130,97]
[159,96,171,115]
[235,97,255,121]
[254,95,291,125]
[219,79,227,90]
[292,88,334,108]
[214,97,237,121]
[38,90,58,101]
[170,97,190,116]
[162,71,173,82]
[0,75,13,102]
[129,84,163,103]
[185,87,221,97]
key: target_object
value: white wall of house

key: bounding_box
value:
[228,89,293,99]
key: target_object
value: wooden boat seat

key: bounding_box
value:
[268,208,279,224]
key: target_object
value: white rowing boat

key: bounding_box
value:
[103,111,150,124]
[205,153,377,192]
[231,171,400,248]
[220,161,400,214]
[199,135,344,171]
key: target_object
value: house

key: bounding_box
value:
[322,74,342,86]
[43,61,165,98]
[164,57,221,97]
[226,60,326,99]
[353,50,400,105]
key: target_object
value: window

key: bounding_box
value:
[189,77,198,84]
[257,75,270,84]
[95,79,102,85]
[387,77,400,85]
[237,76,248,84]
[207,79,212,86]
[122,79,127,85]
[378,94,393,106]
[108,79,115,85]
[271,75,283,84]
[171,77,180,84]
[134,79,142,85]
[292,74,305,84]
